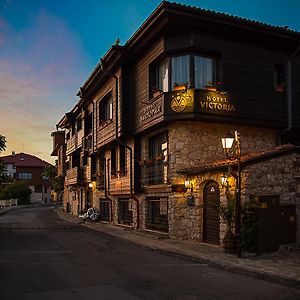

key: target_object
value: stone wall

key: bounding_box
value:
[168,121,277,180]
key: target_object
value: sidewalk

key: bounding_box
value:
[57,208,300,289]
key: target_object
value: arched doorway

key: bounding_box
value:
[203,181,220,245]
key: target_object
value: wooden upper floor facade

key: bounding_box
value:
[56,1,300,188]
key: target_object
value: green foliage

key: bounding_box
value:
[0,182,32,205]
[43,166,63,192]
[216,191,235,231]
[0,135,6,152]
[0,135,10,188]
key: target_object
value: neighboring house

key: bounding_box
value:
[55,2,300,252]
[2,152,53,203]
[51,130,66,202]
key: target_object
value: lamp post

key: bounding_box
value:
[221,130,242,257]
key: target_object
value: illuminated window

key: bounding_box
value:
[156,59,169,92]
[150,54,216,96]
[171,55,190,88]
[194,56,215,89]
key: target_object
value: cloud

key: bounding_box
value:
[0,9,89,163]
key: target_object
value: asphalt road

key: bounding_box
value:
[0,206,299,300]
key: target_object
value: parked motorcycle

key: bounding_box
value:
[79,207,100,222]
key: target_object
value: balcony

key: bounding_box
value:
[65,167,78,186]
[66,135,76,155]
[66,129,84,156]
[83,165,91,182]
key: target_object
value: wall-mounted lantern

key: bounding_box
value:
[220,173,229,190]
[88,182,93,188]
[184,180,193,193]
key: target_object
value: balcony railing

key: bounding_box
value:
[141,160,167,186]
[66,135,76,155]
[65,167,78,186]
[83,165,91,182]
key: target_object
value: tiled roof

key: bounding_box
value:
[1,153,53,168]
[178,144,298,175]
[165,1,299,35]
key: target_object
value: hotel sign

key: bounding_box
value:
[199,91,235,113]
[139,103,162,123]
[166,89,236,117]
[170,89,194,113]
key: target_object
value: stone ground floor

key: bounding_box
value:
[63,144,300,254]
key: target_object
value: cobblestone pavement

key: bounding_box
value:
[55,208,300,289]
[1,204,299,289]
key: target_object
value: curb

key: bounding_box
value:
[56,208,300,289]
[0,202,58,216]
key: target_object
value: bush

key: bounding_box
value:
[0,182,32,205]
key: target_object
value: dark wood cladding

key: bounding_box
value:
[127,31,299,130]
[93,69,122,148]
[132,38,165,132]
[136,94,164,133]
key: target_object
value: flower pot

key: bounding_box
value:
[205,86,217,91]
[173,85,186,91]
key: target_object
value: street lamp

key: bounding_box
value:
[221,130,242,257]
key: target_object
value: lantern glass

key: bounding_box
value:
[184,180,190,188]
[221,174,228,188]
[221,132,235,150]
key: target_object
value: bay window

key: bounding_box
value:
[151,54,216,96]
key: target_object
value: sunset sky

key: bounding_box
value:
[1,0,300,164]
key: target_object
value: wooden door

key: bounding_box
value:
[203,181,220,245]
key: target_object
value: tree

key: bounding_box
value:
[43,166,64,192]
[0,135,6,152]
[0,181,32,204]
[0,135,10,189]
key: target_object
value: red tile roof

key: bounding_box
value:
[178,144,298,175]
[1,153,53,168]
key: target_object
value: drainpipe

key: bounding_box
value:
[100,61,139,229]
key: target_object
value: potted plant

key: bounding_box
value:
[216,192,236,253]
[204,81,217,91]
[173,82,187,91]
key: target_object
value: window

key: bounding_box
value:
[143,132,167,185]
[156,59,169,92]
[151,54,216,96]
[194,56,215,89]
[34,186,42,193]
[171,55,190,88]
[111,148,116,176]
[119,145,126,176]
[18,172,32,180]
[76,118,82,131]
[100,93,113,122]
[149,132,167,159]
[274,64,286,92]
